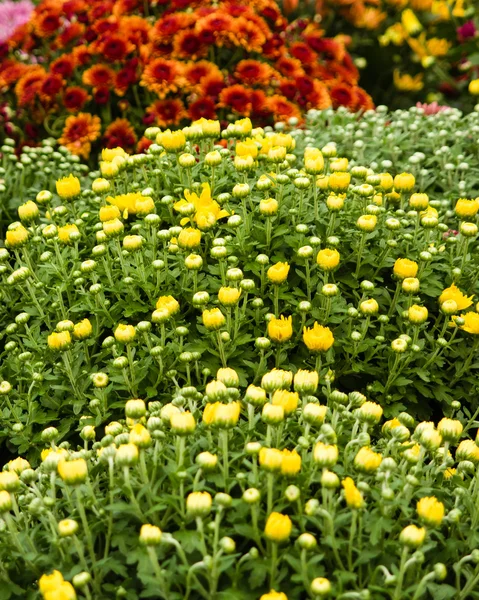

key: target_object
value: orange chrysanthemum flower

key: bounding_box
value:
[140,58,184,98]
[137,136,153,154]
[199,74,225,99]
[103,118,137,151]
[82,64,116,89]
[147,99,186,128]
[227,16,266,53]
[267,94,302,121]
[235,60,277,86]
[305,81,332,110]
[71,46,93,67]
[150,13,196,41]
[275,56,304,78]
[15,66,46,106]
[94,35,134,62]
[34,11,61,38]
[0,61,30,88]
[58,112,101,158]
[184,60,222,86]
[173,30,206,59]
[118,16,150,45]
[219,84,252,115]
[57,22,85,47]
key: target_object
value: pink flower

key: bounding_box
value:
[416,102,450,116]
[0,0,34,43]
[457,21,476,42]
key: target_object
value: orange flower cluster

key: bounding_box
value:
[0,0,373,157]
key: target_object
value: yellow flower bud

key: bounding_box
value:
[73,319,93,340]
[328,171,350,192]
[129,424,152,448]
[203,402,240,428]
[178,227,202,249]
[342,477,364,509]
[437,418,463,443]
[123,235,143,252]
[170,411,196,435]
[114,324,136,343]
[316,248,340,271]
[272,389,299,415]
[394,258,418,279]
[58,519,79,537]
[186,491,212,517]
[394,172,415,192]
[58,458,88,485]
[259,447,284,471]
[280,449,301,476]
[18,201,39,222]
[313,442,338,468]
[417,496,444,527]
[202,308,226,331]
[293,370,318,394]
[56,174,81,199]
[139,524,162,546]
[218,286,241,307]
[408,304,428,324]
[357,215,377,232]
[260,198,279,216]
[268,315,293,344]
[6,223,29,248]
[47,331,72,351]
[267,262,290,284]
[303,322,334,352]
[157,130,186,152]
[264,512,292,543]
[354,447,382,472]
[409,193,429,210]
[58,224,80,245]
[358,401,383,424]
[400,524,426,548]
[262,403,285,424]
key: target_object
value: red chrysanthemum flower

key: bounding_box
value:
[146,98,185,128]
[114,67,138,96]
[303,81,332,110]
[58,112,101,158]
[82,64,116,88]
[353,86,374,111]
[34,12,62,38]
[94,87,110,105]
[262,33,284,59]
[137,136,153,154]
[50,55,76,79]
[173,31,206,59]
[99,35,134,62]
[57,22,85,48]
[199,74,225,98]
[150,13,195,41]
[289,42,317,65]
[39,74,64,102]
[329,83,358,109]
[184,60,222,86]
[72,45,93,67]
[279,80,297,101]
[188,97,217,121]
[250,89,272,121]
[64,86,90,112]
[140,58,184,98]
[235,60,277,86]
[103,118,137,150]
[219,84,252,115]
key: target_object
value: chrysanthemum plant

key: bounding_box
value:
[0,0,372,156]
[2,110,479,597]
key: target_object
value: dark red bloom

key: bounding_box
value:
[40,74,64,99]
[94,87,110,105]
[64,87,89,111]
[188,97,216,121]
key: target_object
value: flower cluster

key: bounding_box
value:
[0,0,372,156]
[2,371,479,598]
[285,0,479,109]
